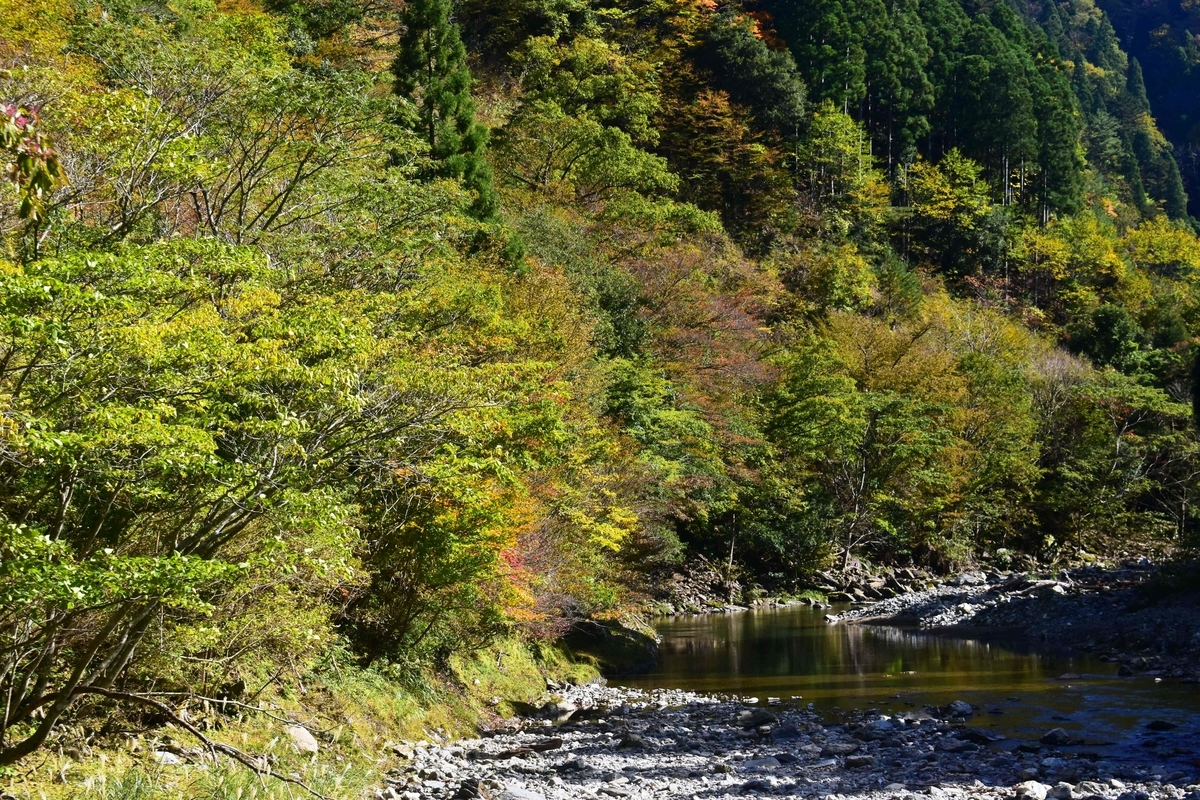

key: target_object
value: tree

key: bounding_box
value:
[901,149,999,278]
[766,316,967,570]
[394,0,498,219]
[793,101,888,237]
[694,10,807,141]
[767,0,864,110]
[1,104,64,222]
[857,0,933,171]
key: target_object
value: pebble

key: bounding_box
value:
[372,683,1190,800]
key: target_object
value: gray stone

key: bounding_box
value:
[287,725,320,754]
[846,755,876,768]
[497,789,546,800]
[744,757,781,769]
[736,709,778,729]
[821,743,862,757]
[772,722,803,740]
[1041,729,1075,746]
[948,701,975,717]
[1015,781,1051,800]
[1049,782,1076,800]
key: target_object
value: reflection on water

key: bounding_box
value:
[619,605,1200,753]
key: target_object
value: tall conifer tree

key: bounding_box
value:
[394,0,498,219]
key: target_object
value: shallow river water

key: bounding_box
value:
[620,605,1200,766]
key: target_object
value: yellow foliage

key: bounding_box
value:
[0,0,74,61]
[1123,216,1200,278]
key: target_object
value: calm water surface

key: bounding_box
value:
[619,605,1200,759]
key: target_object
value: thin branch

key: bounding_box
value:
[72,687,334,800]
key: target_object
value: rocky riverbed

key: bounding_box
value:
[374,683,1200,800]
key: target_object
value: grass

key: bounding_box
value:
[2,639,598,800]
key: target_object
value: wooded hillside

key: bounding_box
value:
[1,0,1198,791]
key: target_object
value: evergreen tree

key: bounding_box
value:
[1040,0,1067,58]
[1032,60,1085,218]
[769,0,865,110]
[955,18,1037,195]
[858,0,933,171]
[1125,60,1190,218]
[915,0,970,157]
[1126,58,1151,116]
[394,0,498,219]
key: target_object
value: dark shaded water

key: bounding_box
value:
[620,605,1200,762]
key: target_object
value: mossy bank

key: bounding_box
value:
[0,640,598,800]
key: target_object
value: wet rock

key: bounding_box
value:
[846,755,877,768]
[862,718,902,739]
[948,701,975,717]
[960,728,1006,745]
[736,709,777,729]
[1146,722,1178,732]
[821,743,862,757]
[1042,729,1076,746]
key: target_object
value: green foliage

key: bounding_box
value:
[4,0,1200,780]
[694,10,807,139]
[0,104,65,221]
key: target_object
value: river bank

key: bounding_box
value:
[376,682,1200,800]
[826,561,1200,683]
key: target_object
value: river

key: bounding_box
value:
[619,604,1200,766]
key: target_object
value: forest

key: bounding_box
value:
[1,0,1199,795]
